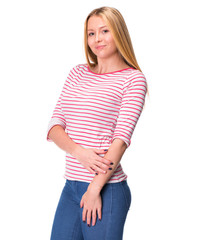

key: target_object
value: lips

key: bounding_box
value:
[96,45,106,50]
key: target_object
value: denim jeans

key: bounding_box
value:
[50,179,132,240]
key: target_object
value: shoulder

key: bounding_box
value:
[70,63,88,74]
[127,68,146,80]
[64,64,88,82]
[124,68,147,88]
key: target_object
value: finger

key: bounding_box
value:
[87,167,96,174]
[80,198,84,208]
[93,164,107,174]
[92,209,97,226]
[96,156,114,166]
[94,161,113,172]
[97,207,102,221]
[94,149,108,155]
[88,167,99,175]
[82,208,87,222]
[86,210,91,226]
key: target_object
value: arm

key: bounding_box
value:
[48,125,84,155]
[80,138,127,226]
[47,66,113,173]
[48,125,113,174]
[80,70,147,226]
[88,70,147,190]
[87,138,127,193]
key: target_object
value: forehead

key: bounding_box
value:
[87,15,108,30]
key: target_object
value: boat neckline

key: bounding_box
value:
[86,65,135,75]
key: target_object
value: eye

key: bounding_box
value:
[88,32,94,37]
[102,29,109,34]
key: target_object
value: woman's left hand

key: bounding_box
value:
[80,185,102,226]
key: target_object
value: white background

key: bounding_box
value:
[0,0,205,239]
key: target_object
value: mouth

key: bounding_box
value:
[95,45,106,50]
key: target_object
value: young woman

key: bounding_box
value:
[47,6,148,240]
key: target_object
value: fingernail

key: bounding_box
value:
[87,224,90,227]
[109,168,112,170]
[110,162,114,165]
[104,149,108,151]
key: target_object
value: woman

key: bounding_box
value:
[47,6,148,240]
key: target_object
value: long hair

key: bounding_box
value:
[84,6,149,96]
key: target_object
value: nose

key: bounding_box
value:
[95,32,102,42]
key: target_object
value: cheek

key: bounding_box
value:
[87,38,92,48]
[87,37,95,48]
[87,39,97,54]
[106,35,117,48]
[108,40,117,52]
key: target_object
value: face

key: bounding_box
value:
[87,15,118,60]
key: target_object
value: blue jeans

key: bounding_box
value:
[50,179,132,240]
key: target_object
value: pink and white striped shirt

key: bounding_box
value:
[47,63,147,183]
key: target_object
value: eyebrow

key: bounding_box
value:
[87,25,107,31]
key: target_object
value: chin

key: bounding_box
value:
[96,50,118,59]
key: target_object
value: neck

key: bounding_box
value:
[93,52,130,74]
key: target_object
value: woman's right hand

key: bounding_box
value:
[72,146,113,174]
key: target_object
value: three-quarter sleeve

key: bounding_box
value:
[46,65,80,141]
[110,71,147,148]
[46,88,66,142]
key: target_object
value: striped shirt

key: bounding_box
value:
[47,63,147,183]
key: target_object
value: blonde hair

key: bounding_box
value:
[84,6,149,96]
